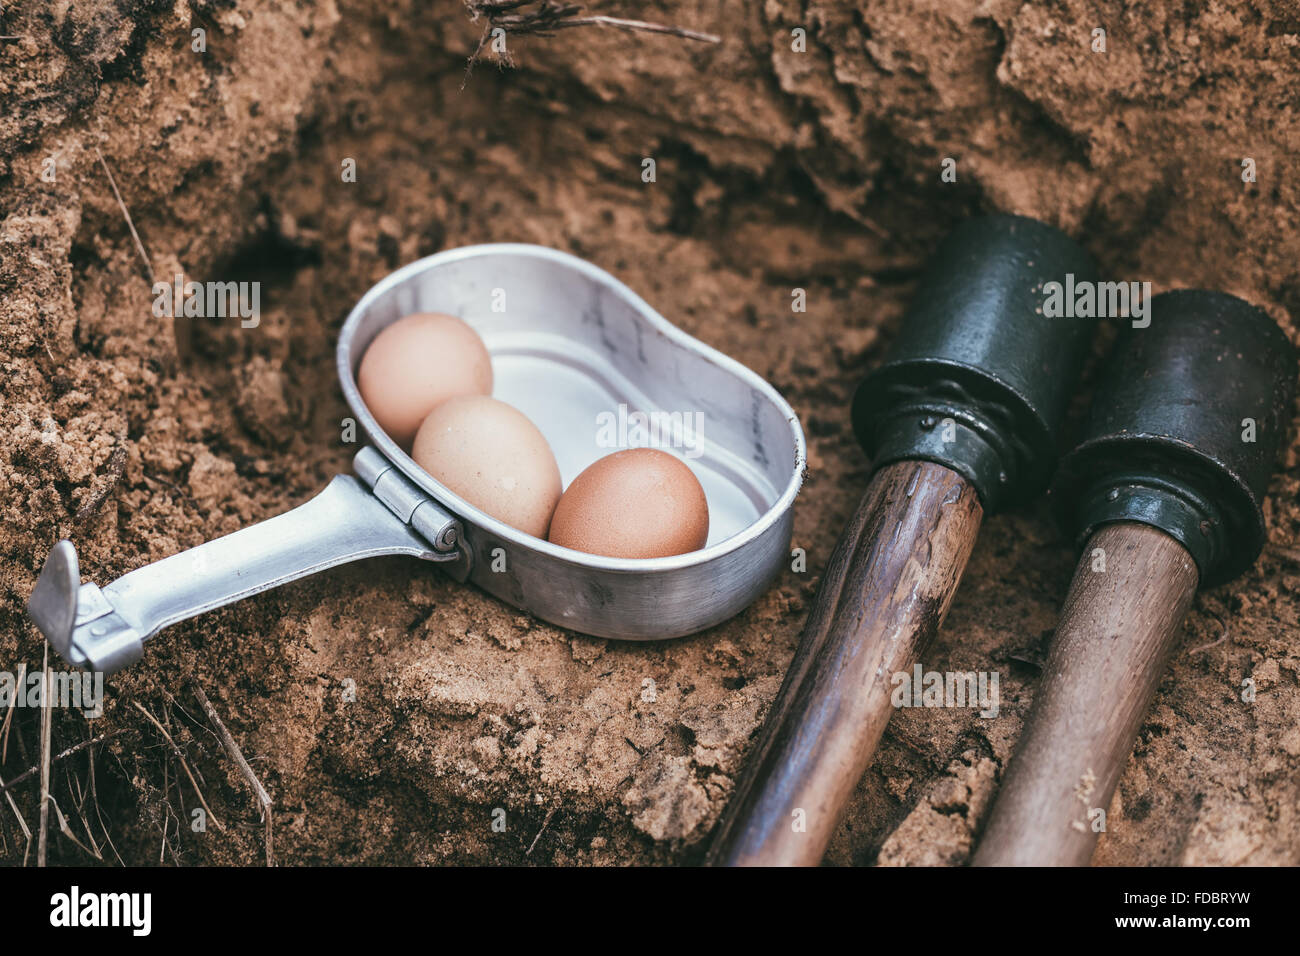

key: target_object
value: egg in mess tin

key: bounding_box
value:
[357,311,711,558]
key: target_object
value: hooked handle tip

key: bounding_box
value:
[28,539,80,659]
[27,540,143,674]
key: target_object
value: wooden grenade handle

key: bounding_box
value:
[973,521,1199,866]
[706,460,984,866]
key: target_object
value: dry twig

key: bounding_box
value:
[94,146,154,281]
[47,795,101,860]
[86,742,125,866]
[464,1,719,76]
[37,644,52,866]
[1,662,25,762]
[0,730,131,795]
[526,805,556,856]
[0,768,32,861]
[192,683,274,866]
[61,760,103,860]
[133,701,224,832]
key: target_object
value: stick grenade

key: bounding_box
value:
[704,215,1098,866]
[973,290,1298,866]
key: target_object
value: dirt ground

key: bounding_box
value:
[1,0,1298,866]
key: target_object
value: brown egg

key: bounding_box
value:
[412,395,562,539]
[358,312,492,447]
[549,448,709,559]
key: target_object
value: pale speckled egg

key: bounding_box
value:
[412,395,562,539]
[358,312,492,448]
[548,448,709,558]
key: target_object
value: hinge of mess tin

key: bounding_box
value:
[352,446,466,560]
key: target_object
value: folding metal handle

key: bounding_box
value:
[28,448,465,674]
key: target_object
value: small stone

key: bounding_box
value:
[929,776,969,812]
[1252,658,1280,690]
[570,636,607,664]
[472,736,501,769]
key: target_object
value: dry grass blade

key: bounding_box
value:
[86,746,124,866]
[464,1,719,76]
[37,644,52,867]
[46,794,102,860]
[62,761,104,860]
[0,770,32,843]
[550,14,720,43]
[1,662,25,762]
[192,683,274,866]
[93,146,154,280]
[0,730,129,795]
[132,701,224,832]
[526,806,556,856]
[155,758,181,864]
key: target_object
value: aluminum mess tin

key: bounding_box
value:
[30,244,806,674]
[339,243,807,640]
